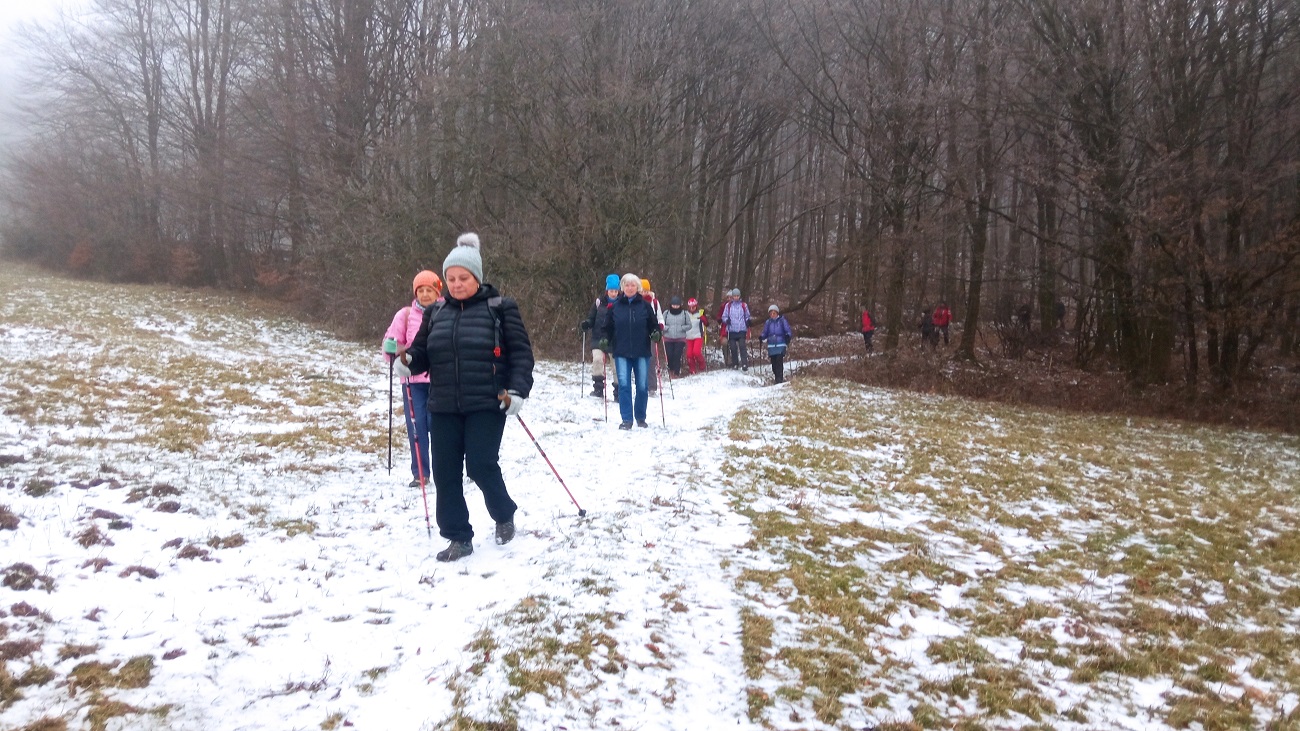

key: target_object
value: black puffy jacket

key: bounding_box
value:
[584,294,616,343]
[405,283,534,414]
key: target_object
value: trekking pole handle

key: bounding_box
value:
[383,337,398,355]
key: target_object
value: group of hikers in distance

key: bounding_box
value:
[859,301,954,353]
[579,276,796,430]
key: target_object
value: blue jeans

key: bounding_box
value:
[615,356,649,423]
[402,382,432,481]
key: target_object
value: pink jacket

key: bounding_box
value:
[382,299,431,384]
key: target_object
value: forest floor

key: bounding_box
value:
[795,328,1300,436]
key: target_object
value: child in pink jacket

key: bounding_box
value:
[383,270,441,487]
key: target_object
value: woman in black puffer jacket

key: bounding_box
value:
[398,233,535,562]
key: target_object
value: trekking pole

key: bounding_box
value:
[383,338,397,474]
[580,330,587,400]
[402,380,434,538]
[664,343,675,399]
[653,342,666,425]
[602,356,608,422]
[499,391,587,517]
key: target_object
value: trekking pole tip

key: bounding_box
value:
[578,509,587,517]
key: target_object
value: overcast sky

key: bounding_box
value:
[0,0,83,144]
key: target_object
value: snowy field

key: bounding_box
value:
[2,266,1298,731]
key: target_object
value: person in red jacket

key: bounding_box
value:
[932,301,952,345]
[860,308,875,354]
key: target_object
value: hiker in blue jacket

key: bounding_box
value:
[760,304,793,384]
[600,273,662,429]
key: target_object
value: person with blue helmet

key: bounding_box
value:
[580,273,621,398]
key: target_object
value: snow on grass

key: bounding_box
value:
[2,263,1298,730]
[729,384,1300,729]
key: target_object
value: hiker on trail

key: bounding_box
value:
[662,296,691,378]
[580,274,620,399]
[1054,299,1066,330]
[920,309,938,348]
[861,307,876,354]
[760,304,793,384]
[685,298,707,374]
[720,288,752,371]
[1017,303,1032,331]
[396,233,535,562]
[641,278,662,396]
[600,273,661,430]
[932,301,952,346]
[383,270,442,488]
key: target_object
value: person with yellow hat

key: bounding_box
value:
[639,277,663,396]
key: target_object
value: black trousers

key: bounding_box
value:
[728,332,749,367]
[771,354,785,383]
[665,341,685,374]
[862,331,874,352]
[428,410,517,543]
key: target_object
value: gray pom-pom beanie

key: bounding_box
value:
[443,232,484,283]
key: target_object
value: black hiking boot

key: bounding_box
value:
[436,540,473,562]
[618,421,633,430]
[589,376,605,398]
[408,479,420,488]
[636,420,648,428]
[495,520,515,545]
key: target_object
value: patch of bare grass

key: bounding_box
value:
[727,380,1300,729]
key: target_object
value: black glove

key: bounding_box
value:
[580,320,592,332]
[650,329,663,343]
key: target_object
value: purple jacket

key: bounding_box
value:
[761,315,792,345]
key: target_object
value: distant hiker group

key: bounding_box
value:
[581,278,796,415]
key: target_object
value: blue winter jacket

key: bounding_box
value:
[603,293,661,359]
[761,315,792,345]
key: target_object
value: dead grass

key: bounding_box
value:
[728,380,1300,729]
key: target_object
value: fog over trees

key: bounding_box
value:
[2,0,1297,388]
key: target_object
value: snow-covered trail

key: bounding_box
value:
[1,266,780,731]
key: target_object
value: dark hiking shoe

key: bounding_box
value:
[742,366,748,372]
[436,540,473,562]
[619,421,633,430]
[495,520,515,545]
[408,479,420,488]
[588,387,603,398]
[636,420,648,428]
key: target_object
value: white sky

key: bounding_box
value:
[0,0,85,143]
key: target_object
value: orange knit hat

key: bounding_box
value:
[413,270,442,295]
[640,278,651,293]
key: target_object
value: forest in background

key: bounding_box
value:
[1,0,1298,393]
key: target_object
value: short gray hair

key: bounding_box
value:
[620,273,642,291]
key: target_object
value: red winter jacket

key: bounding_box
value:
[861,310,875,333]
[933,306,952,328]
